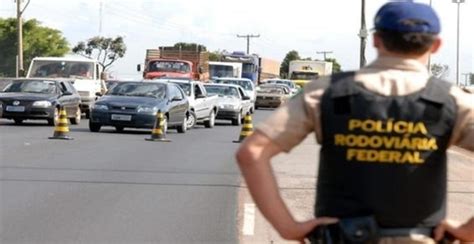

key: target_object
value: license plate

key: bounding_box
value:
[6,106,25,112]
[111,114,132,121]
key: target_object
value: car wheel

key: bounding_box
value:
[204,110,215,128]
[187,110,196,129]
[89,120,101,132]
[115,126,124,133]
[70,107,81,125]
[250,105,255,114]
[162,116,168,135]
[232,112,242,126]
[13,118,24,125]
[47,107,59,126]
[177,115,187,133]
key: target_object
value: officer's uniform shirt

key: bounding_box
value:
[257,56,474,153]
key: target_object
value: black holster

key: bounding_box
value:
[307,216,378,244]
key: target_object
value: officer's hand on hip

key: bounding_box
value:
[281,217,338,244]
[434,217,474,242]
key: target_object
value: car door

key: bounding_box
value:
[238,87,251,115]
[57,81,75,115]
[168,84,186,124]
[193,83,207,119]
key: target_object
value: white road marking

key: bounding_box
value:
[243,203,256,236]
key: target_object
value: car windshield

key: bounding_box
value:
[258,86,288,95]
[108,82,166,99]
[205,85,239,98]
[242,63,254,73]
[215,79,253,91]
[3,80,57,94]
[149,61,190,73]
[267,80,294,88]
[171,82,191,96]
[209,65,234,78]
[29,60,94,79]
[290,72,319,80]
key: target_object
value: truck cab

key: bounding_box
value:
[26,57,107,118]
[142,59,194,80]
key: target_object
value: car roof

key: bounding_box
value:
[32,57,95,62]
[215,77,252,82]
[203,83,242,89]
[266,79,293,83]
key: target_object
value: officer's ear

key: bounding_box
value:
[429,37,442,54]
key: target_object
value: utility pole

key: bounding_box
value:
[15,0,30,77]
[359,0,368,68]
[453,0,465,86]
[316,51,333,60]
[236,34,260,54]
[99,0,103,34]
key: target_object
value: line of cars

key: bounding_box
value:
[0,77,297,135]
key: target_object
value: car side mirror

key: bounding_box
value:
[137,64,142,72]
[95,92,103,97]
[62,91,73,96]
[196,93,206,99]
[171,96,182,102]
[242,96,251,100]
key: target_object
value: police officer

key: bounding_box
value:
[236,1,474,243]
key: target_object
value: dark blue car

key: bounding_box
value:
[0,79,82,125]
[89,80,189,133]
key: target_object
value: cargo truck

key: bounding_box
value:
[139,47,209,81]
[209,61,242,79]
[289,60,333,87]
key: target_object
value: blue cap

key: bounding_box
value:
[374,1,441,34]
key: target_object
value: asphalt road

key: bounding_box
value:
[0,110,272,244]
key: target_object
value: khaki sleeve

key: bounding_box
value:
[449,87,474,151]
[256,77,330,152]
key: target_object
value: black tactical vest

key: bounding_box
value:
[317,72,457,227]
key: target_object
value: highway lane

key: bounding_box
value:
[0,110,273,243]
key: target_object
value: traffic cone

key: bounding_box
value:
[145,110,171,142]
[233,113,253,143]
[49,106,73,140]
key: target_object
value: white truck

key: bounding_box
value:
[26,57,107,118]
[163,79,219,129]
[209,61,242,79]
[289,60,333,87]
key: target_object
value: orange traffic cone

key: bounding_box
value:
[49,106,73,140]
[233,113,253,143]
[145,110,171,142]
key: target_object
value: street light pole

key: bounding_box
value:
[453,0,465,86]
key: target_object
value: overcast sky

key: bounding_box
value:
[1,0,473,82]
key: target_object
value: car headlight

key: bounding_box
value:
[92,104,108,111]
[137,106,158,114]
[32,101,52,108]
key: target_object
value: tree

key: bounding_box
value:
[72,36,126,71]
[0,18,69,77]
[173,42,207,52]
[280,50,300,78]
[325,58,342,73]
[430,63,449,79]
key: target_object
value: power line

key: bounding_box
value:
[236,34,260,54]
[316,51,333,60]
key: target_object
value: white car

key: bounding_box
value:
[263,79,299,95]
[213,77,256,113]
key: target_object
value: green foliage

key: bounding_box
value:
[173,42,207,52]
[325,58,342,73]
[209,51,221,61]
[280,50,300,78]
[0,18,69,77]
[72,36,126,71]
